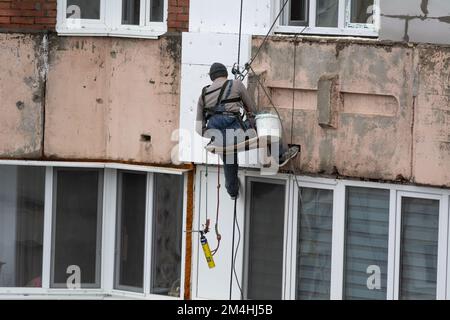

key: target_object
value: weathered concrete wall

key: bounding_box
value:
[380,0,450,45]
[45,34,181,163]
[0,32,182,165]
[413,46,450,186]
[0,33,45,158]
[251,37,450,188]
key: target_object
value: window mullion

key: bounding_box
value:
[309,0,316,28]
[101,169,117,293]
[329,183,345,300]
[386,189,397,300]
[288,178,299,300]
[143,173,154,295]
[281,179,293,300]
[41,167,54,290]
[179,173,189,299]
[106,0,118,32]
[141,0,148,27]
[393,192,402,300]
[338,0,346,29]
[437,195,449,300]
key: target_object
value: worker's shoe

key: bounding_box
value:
[230,193,239,201]
[279,145,300,167]
[228,179,241,201]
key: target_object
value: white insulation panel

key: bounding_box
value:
[189,0,272,35]
[178,32,260,166]
[192,168,246,300]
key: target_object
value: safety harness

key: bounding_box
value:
[202,80,247,129]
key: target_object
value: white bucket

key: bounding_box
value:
[255,113,282,139]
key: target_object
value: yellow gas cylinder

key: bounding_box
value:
[200,234,215,269]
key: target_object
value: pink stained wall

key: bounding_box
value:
[0,33,44,158]
[44,35,181,164]
[250,37,450,188]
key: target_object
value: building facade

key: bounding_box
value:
[0,0,192,299]
[0,0,449,300]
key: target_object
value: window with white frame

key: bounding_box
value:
[296,187,333,300]
[278,0,379,36]
[245,179,286,300]
[0,163,185,299]
[115,171,147,292]
[399,197,439,300]
[0,166,45,288]
[237,173,450,301]
[57,0,168,38]
[114,170,184,297]
[343,187,389,300]
[51,168,103,288]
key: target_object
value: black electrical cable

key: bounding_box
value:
[232,204,243,300]
[290,34,299,145]
[237,0,244,68]
[229,198,238,300]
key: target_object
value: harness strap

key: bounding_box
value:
[220,97,242,104]
[201,85,210,107]
[216,80,232,106]
[203,80,245,131]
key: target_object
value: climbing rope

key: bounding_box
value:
[211,158,222,256]
[229,197,243,300]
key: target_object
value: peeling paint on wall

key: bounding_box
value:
[251,36,450,187]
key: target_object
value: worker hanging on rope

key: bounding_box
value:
[196,62,300,199]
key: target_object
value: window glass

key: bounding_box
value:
[350,0,374,24]
[296,188,333,300]
[122,0,141,25]
[247,181,285,300]
[287,0,308,26]
[0,166,45,288]
[150,0,164,22]
[344,187,389,300]
[400,197,439,300]
[316,0,338,27]
[150,174,184,297]
[67,0,101,19]
[52,169,103,288]
[115,171,147,292]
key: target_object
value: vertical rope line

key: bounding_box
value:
[230,198,238,300]
[205,149,209,223]
[290,35,299,145]
[237,0,244,68]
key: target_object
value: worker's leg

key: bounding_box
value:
[222,152,239,198]
[206,114,243,198]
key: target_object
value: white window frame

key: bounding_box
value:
[275,0,380,37]
[0,160,188,300]
[289,179,337,300]
[243,176,291,300]
[192,166,450,300]
[50,167,104,289]
[393,191,448,300]
[56,0,168,39]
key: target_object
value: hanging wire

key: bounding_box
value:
[211,158,222,256]
[290,34,299,145]
[229,198,243,300]
[237,0,244,68]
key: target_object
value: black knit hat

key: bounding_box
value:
[209,62,228,81]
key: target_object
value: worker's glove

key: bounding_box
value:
[246,111,256,119]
